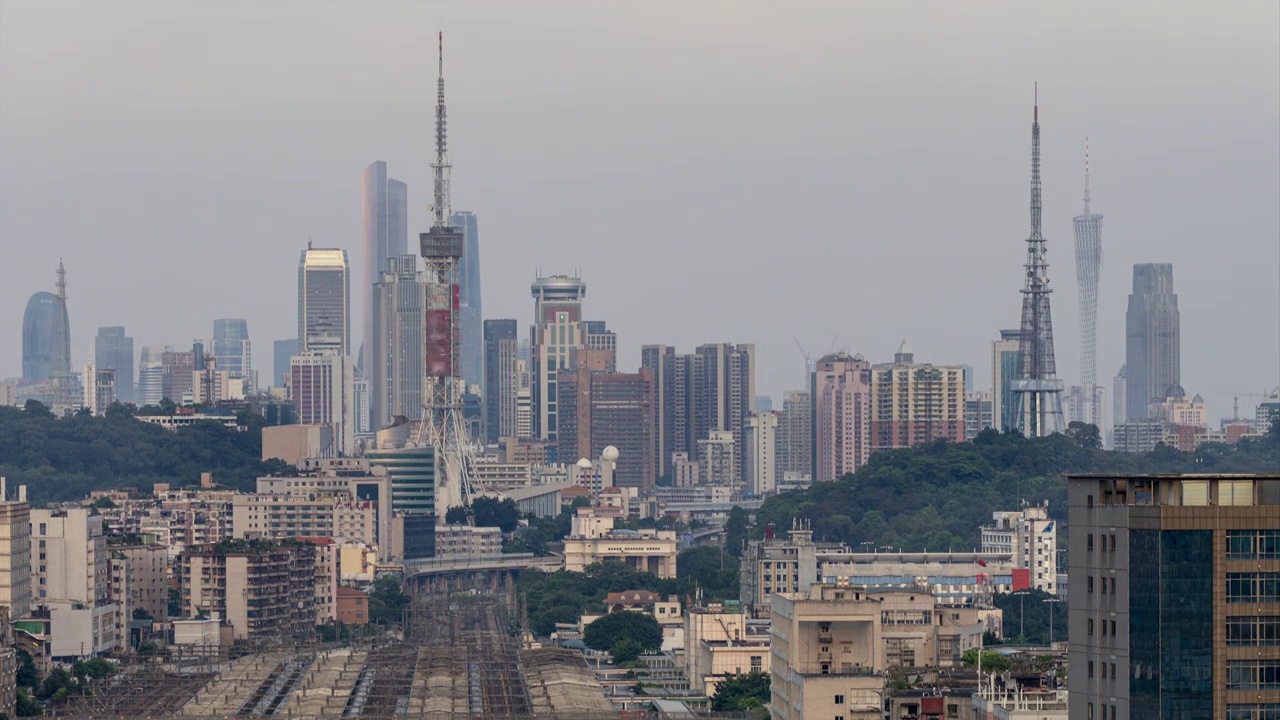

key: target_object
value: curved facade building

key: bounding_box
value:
[22,291,70,382]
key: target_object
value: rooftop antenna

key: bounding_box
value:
[431,31,451,229]
[56,259,67,301]
[1083,136,1091,217]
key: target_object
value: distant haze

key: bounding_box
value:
[1,1,1277,420]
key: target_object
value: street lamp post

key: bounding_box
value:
[1044,596,1064,645]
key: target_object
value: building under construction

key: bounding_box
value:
[54,588,616,719]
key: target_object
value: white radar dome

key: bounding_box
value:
[602,446,620,462]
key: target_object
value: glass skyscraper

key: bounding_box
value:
[370,255,424,430]
[298,247,351,354]
[452,211,483,391]
[1125,263,1180,421]
[21,291,70,382]
[361,161,408,372]
[211,319,251,388]
[93,327,135,403]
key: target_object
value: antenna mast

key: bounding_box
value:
[56,259,67,301]
[431,31,451,229]
[1083,136,1091,217]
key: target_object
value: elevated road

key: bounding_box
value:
[403,553,563,593]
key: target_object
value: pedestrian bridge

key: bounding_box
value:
[402,553,563,593]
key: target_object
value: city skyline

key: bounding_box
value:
[1,2,1277,420]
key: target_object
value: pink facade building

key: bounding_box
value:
[811,353,872,482]
[870,342,966,450]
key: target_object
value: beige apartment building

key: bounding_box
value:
[771,583,887,720]
[562,508,676,578]
[180,541,317,641]
[107,539,169,621]
[684,605,770,695]
[0,480,31,619]
[29,508,120,657]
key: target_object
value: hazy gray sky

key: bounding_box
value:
[2,1,1277,420]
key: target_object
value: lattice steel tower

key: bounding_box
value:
[417,32,477,513]
[1013,88,1065,437]
[1072,139,1105,427]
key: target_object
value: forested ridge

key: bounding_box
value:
[0,402,283,503]
[754,422,1279,552]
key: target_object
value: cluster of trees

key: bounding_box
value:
[12,654,116,715]
[582,611,664,662]
[0,402,285,503]
[710,671,770,712]
[444,496,520,533]
[991,589,1067,645]
[519,552,740,638]
[366,575,410,626]
[755,423,1280,552]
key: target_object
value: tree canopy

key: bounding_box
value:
[0,403,284,503]
[583,611,663,657]
[711,671,770,711]
[755,426,1279,552]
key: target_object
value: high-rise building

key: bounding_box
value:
[691,343,756,484]
[965,390,995,441]
[0,480,31,620]
[299,247,351,355]
[556,365,656,489]
[362,161,408,371]
[992,329,1023,432]
[777,390,812,481]
[1112,365,1127,443]
[160,349,195,403]
[367,445,437,559]
[290,352,354,456]
[582,320,618,373]
[698,430,736,486]
[21,266,72,383]
[745,411,778,496]
[451,211,483,391]
[136,345,167,406]
[29,507,119,653]
[1073,140,1105,429]
[1125,263,1180,421]
[84,367,116,415]
[1067,473,1280,720]
[1257,387,1280,435]
[483,319,519,443]
[211,319,253,391]
[1011,94,1065,437]
[641,344,691,480]
[515,359,533,440]
[811,352,872,482]
[273,339,298,389]
[530,274,588,455]
[93,327,134,404]
[980,504,1057,594]
[870,342,966,450]
[370,255,424,430]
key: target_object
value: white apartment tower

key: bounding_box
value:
[745,411,778,496]
[980,503,1058,595]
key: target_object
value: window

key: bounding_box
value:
[1227,616,1280,646]
[1088,618,1095,635]
[1227,704,1280,720]
[1227,660,1280,690]
[1088,660,1094,678]
[1088,534,1094,551]
[1111,663,1116,680]
[1088,702,1094,719]
[1101,620,1107,636]
[1228,530,1280,560]
[1228,573,1280,603]
[1110,534,1116,551]
[834,695,844,704]
[1087,495,1094,508]
[1110,620,1116,636]
[1088,576,1095,593]
[1101,663,1107,679]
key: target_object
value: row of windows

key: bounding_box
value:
[1086,618,1118,637]
[1228,530,1280,559]
[1227,660,1280,690]
[1086,533,1117,552]
[1227,616,1280,646]
[1087,575,1117,594]
[1086,702,1118,719]
[1227,704,1280,720]
[1087,660,1117,680]
[1227,573,1280,603]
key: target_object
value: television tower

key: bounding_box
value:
[1072,138,1105,428]
[1013,86,1065,437]
[417,32,477,514]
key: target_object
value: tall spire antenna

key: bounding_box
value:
[1029,84,1042,240]
[1083,136,1091,216]
[56,258,67,301]
[431,30,451,229]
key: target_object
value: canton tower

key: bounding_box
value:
[1072,140,1104,428]
[1013,87,1065,437]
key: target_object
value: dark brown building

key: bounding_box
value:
[556,366,656,489]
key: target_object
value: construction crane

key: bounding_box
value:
[794,337,814,387]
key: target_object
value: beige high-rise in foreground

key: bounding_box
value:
[0,479,31,619]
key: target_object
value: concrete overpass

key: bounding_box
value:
[402,553,563,593]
